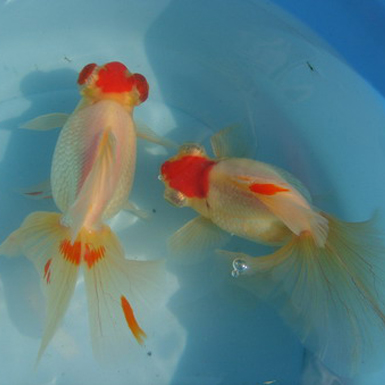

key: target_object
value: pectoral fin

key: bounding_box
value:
[169,216,230,264]
[135,121,177,148]
[20,113,70,130]
[17,178,52,200]
[122,201,150,219]
[210,125,255,159]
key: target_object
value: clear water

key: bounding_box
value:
[1,1,385,385]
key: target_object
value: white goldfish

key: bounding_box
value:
[160,126,385,376]
[0,61,165,363]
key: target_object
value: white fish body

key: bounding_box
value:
[52,99,137,235]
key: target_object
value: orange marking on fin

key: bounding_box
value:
[44,258,52,284]
[84,244,106,268]
[121,295,147,345]
[249,183,289,195]
[60,239,106,267]
[59,239,81,265]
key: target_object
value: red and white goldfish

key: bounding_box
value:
[160,126,385,376]
[0,62,165,363]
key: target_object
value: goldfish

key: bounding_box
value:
[0,61,166,363]
[160,126,385,376]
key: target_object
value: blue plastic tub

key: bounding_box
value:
[0,1,385,384]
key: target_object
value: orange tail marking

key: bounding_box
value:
[84,244,106,268]
[121,295,147,345]
[60,239,82,265]
[44,258,52,284]
[249,183,289,195]
[60,239,106,268]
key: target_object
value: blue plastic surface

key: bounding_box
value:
[0,1,385,384]
[270,0,385,96]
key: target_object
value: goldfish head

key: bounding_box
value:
[160,143,216,208]
[77,61,149,109]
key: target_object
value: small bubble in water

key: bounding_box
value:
[158,174,164,181]
[231,269,240,278]
[232,258,248,277]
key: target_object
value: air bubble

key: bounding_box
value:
[231,269,240,278]
[158,174,164,181]
[232,258,249,278]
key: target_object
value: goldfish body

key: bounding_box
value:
[160,126,385,376]
[0,62,164,363]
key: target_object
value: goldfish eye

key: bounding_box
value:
[78,63,98,85]
[164,188,187,207]
[132,73,149,103]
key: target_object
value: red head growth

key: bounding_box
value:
[95,62,149,101]
[77,63,97,85]
[78,61,149,103]
[161,155,216,198]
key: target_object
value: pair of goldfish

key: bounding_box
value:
[1,61,385,377]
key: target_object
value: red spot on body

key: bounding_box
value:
[44,258,52,284]
[249,183,289,195]
[161,156,216,198]
[121,295,147,345]
[78,63,97,85]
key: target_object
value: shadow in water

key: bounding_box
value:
[0,68,78,340]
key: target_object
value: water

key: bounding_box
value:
[1,1,385,385]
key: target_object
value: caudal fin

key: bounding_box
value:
[224,212,385,376]
[0,212,79,364]
[0,212,166,364]
[79,225,166,362]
